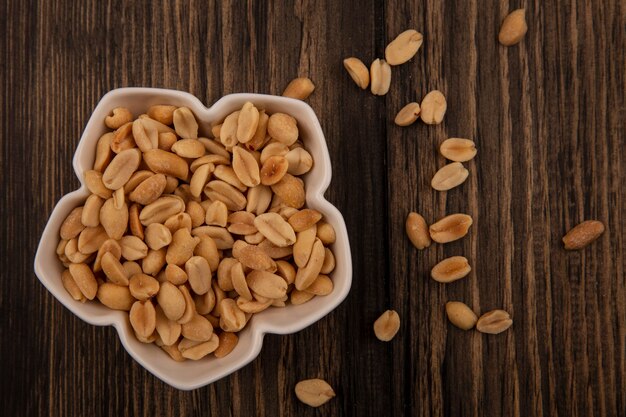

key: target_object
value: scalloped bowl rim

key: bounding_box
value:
[33,88,352,390]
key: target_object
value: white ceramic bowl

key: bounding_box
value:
[34,88,352,390]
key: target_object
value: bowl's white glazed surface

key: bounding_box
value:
[34,88,352,390]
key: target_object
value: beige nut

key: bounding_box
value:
[179,333,219,360]
[158,132,177,151]
[246,185,272,215]
[100,198,128,240]
[420,90,447,124]
[143,149,189,180]
[189,163,213,198]
[439,138,477,162]
[385,29,423,65]
[192,226,234,250]
[267,113,299,146]
[258,238,293,259]
[119,235,149,260]
[144,223,173,250]
[101,251,130,286]
[102,148,141,190]
[123,261,143,278]
[177,285,197,324]
[227,211,257,235]
[164,212,193,234]
[254,212,296,247]
[84,170,113,199]
[237,296,272,313]
[139,195,185,226]
[139,115,175,133]
[214,332,239,358]
[316,222,336,245]
[93,238,122,272]
[173,107,198,139]
[194,236,220,271]
[343,57,370,89]
[111,122,136,153]
[219,298,246,332]
[186,200,205,228]
[406,212,431,249]
[129,273,160,300]
[167,228,199,266]
[291,289,315,305]
[185,256,211,295]
[288,209,322,232]
[60,206,85,240]
[231,261,252,300]
[171,138,205,158]
[124,170,153,194]
[93,132,114,172]
[96,283,134,311]
[68,263,97,300]
[499,9,527,46]
[271,174,305,208]
[232,146,261,187]
[246,270,288,299]
[235,243,276,271]
[304,274,333,296]
[157,281,186,321]
[181,313,213,342]
[129,203,144,240]
[61,269,86,302]
[129,173,167,205]
[294,238,325,290]
[77,225,108,254]
[282,77,315,100]
[244,111,270,151]
[82,194,104,227]
[431,256,471,283]
[199,137,230,159]
[260,155,289,186]
[370,58,391,96]
[193,284,216,315]
[236,102,260,143]
[64,238,91,263]
[132,118,158,152]
[394,102,421,126]
[260,141,289,164]
[320,248,335,274]
[284,147,313,176]
[141,248,167,275]
[212,164,247,191]
[216,257,237,291]
[445,301,478,330]
[429,213,473,243]
[476,309,513,334]
[161,343,186,362]
[219,110,240,147]
[204,180,247,212]
[293,225,317,268]
[155,304,182,346]
[148,105,176,125]
[165,264,188,285]
[373,309,400,341]
[129,300,156,340]
[105,107,132,129]
[294,379,336,408]
[431,162,469,191]
[562,220,605,250]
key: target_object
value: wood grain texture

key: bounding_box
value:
[1,0,624,416]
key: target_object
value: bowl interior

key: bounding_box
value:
[35,88,352,390]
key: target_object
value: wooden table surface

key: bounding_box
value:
[1,1,624,416]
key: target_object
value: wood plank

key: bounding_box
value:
[0,0,623,416]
